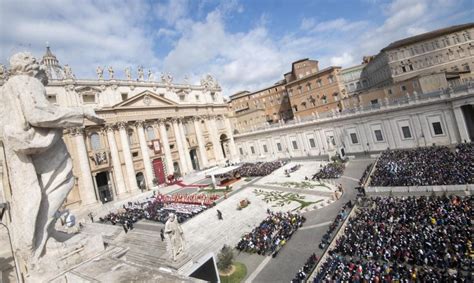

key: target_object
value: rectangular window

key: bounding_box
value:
[263,144,268,153]
[250,146,255,154]
[83,94,96,104]
[432,122,443,135]
[401,126,412,139]
[387,89,392,95]
[292,140,298,150]
[374,130,384,142]
[276,143,282,151]
[401,85,407,91]
[309,138,316,148]
[371,99,379,105]
[239,148,243,155]
[350,133,359,144]
[121,93,128,101]
[47,94,57,104]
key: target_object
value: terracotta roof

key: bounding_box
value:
[381,22,474,51]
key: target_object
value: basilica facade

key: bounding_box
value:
[28,47,238,207]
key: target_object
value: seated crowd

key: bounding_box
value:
[236,211,305,256]
[99,193,212,226]
[292,202,353,282]
[314,195,472,282]
[312,162,345,180]
[371,143,473,186]
[215,161,287,179]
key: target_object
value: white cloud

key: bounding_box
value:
[330,52,355,67]
[1,0,471,97]
[153,0,189,26]
[0,0,159,79]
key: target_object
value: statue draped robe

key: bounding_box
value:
[0,75,85,261]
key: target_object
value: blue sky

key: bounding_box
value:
[1,0,473,96]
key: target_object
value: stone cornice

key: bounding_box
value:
[46,78,218,92]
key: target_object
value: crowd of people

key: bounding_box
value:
[314,195,472,282]
[236,211,305,256]
[155,193,219,206]
[99,193,213,227]
[312,162,345,180]
[215,161,287,179]
[292,253,318,282]
[370,143,473,186]
[319,202,352,249]
[359,163,373,186]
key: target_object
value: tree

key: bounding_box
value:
[217,245,234,272]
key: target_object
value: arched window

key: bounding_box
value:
[146,126,155,141]
[90,132,101,150]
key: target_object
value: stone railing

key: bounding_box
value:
[235,81,474,137]
[366,184,473,195]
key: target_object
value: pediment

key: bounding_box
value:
[76,86,101,93]
[113,91,176,108]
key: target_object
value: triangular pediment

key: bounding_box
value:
[76,86,101,93]
[113,91,177,108]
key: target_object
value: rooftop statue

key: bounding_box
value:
[125,67,132,80]
[63,64,74,79]
[96,66,104,80]
[0,52,104,269]
[108,66,114,79]
[161,72,173,84]
[138,66,144,81]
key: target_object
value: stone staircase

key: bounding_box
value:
[80,222,123,244]
[114,223,190,271]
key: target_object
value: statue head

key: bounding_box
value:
[9,52,48,85]
[168,213,176,222]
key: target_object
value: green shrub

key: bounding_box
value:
[217,245,234,272]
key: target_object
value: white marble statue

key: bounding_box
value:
[148,69,155,81]
[63,64,74,79]
[0,64,7,80]
[108,66,114,79]
[0,52,104,267]
[200,74,220,89]
[138,66,144,81]
[96,66,104,80]
[161,72,173,84]
[164,213,185,261]
[125,67,132,80]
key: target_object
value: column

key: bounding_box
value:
[453,107,470,142]
[158,120,174,175]
[105,124,127,196]
[172,118,189,175]
[193,117,209,168]
[443,109,460,144]
[179,118,194,172]
[136,120,154,188]
[117,122,139,192]
[71,128,97,205]
[206,116,224,164]
[223,116,239,162]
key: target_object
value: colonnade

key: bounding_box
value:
[70,115,238,205]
